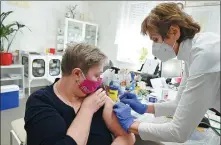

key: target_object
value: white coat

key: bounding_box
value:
[138,32,220,143]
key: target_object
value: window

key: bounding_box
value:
[115,1,185,64]
[115,1,154,64]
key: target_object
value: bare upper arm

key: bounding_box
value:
[102,97,136,145]
[102,97,128,137]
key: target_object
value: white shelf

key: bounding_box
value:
[19,90,25,99]
[0,64,23,68]
[24,78,49,88]
[0,76,22,81]
[1,64,25,98]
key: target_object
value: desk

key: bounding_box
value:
[131,85,220,145]
[133,113,220,145]
[149,88,178,101]
[132,89,220,145]
[134,128,220,145]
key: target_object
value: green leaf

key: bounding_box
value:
[15,21,31,32]
[15,21,25,29]
[1,11,13,23]
[0,24,17,37]
[0,11,31,52]
[5,23,17,29]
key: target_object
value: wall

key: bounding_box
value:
[88,2,120,67]
[2,1,219,69]
[185,5,220,35]
[88,1,220,70]
[1,1,89,52]
[88,1,139,70]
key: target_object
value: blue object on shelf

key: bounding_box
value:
[118,88,124,96]
[130,80,136,90]
[110,85,124,96]
[109,81,113,86]
[109,85,119,90]
[148,95,158,103]
[0,85,19,111]
[130,72,135,81]
[125,87,130,91]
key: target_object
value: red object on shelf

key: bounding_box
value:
[49,48,55,54]
[0,52,13,65]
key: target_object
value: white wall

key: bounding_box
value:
[1,1,89,52]
[88,2,139,70]
[185,5,220,35]
[88,1,220,70]
[2,1,219,69]
[88,2,121,67]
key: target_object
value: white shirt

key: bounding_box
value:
[138,32,220,143]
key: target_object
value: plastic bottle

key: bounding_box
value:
[130,80,136,91]
[109,67,124,99]
[102,69,114,86]
[109,85,119,102]
[109,67,121,88]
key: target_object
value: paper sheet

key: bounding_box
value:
[142,59,158,74]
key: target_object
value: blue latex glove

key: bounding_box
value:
[113,102,135,133]
[120,92,147,114]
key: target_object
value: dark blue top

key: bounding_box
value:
[24,79,113,145]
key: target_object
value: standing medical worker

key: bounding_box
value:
[113,2,220,143]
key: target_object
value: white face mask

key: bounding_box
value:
[152,41,176,62]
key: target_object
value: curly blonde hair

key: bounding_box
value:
[141,2,201,43]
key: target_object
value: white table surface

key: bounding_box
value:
[132,95,220,145]
[133,112,220,145]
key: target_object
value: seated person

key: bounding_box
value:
[24,43,135,145]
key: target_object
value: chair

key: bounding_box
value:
[10,118,26,145]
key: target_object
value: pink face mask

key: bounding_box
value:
[78,72,102,95]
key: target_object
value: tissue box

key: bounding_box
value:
[0,85,19,111]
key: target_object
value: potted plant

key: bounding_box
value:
[0,11,30,65]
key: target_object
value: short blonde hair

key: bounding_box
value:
[141,2,200,43]
[61,43,107,76]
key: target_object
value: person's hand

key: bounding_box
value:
[113,102,135,133]
[81,88,107,114]
[120,92,147,114]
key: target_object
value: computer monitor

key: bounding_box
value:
[160,59,182,78]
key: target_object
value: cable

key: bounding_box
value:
[205,112,221,125]
[209,108,221,117]
[209,118,221,124]
[199,122,220,136]
[200,122,220,130]
[205,112,210,120]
